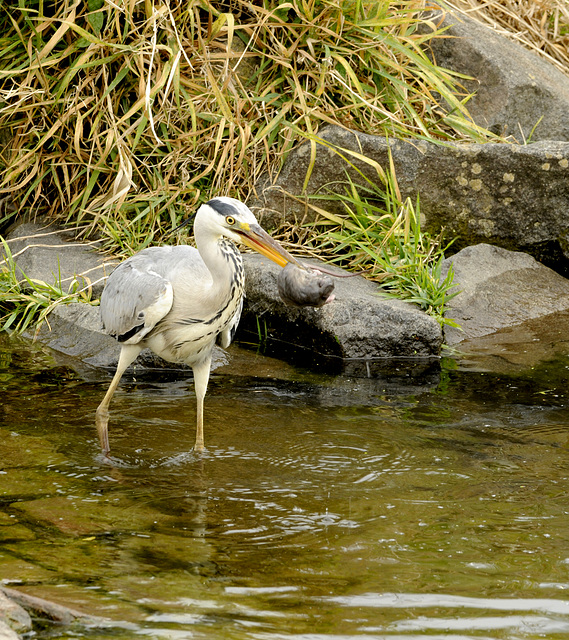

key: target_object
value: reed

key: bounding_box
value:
[0,0,485,257]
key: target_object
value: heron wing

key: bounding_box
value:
[101,249,176,344]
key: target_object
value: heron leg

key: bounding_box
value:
[192,355,212,453]
[96,344,142,455]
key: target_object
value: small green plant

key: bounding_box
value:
[302,159,460,327]
[0,238,96,334]
[255,315,269,346]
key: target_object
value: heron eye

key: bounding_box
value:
[225,216,235,226]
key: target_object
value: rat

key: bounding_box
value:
[277,263,336,308]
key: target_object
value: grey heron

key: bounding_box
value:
[96,197,302,455]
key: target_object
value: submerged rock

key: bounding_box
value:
[441,243,569,345]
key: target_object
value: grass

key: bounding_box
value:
[0,238,96,334]
[294,156,459,327]
[0,0,489,259]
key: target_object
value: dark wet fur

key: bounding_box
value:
[277,264,335,308]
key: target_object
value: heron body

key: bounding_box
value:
[96,197,300,455]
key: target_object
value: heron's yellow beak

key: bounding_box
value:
[238,224,303,269]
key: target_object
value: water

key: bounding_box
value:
[2,331,569,639]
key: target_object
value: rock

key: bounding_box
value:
[6,222,442,374]
[0,621,20,640]
[241,254,443,362]
[252,127,413,228]
[452,310,569,374]
[0,591,31,636]
[3,222,117,298]
[253,126,569,276]
[423,10,569,142]
[33,303,122,369]
[0,586,109,628]
[440,243,569,345]
[416,140,569,275]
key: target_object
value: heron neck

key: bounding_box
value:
[195,226,243,299]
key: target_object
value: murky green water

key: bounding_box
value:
[2,332,569,639]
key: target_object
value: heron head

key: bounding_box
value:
[201,197,303,268]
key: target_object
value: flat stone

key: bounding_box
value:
[4,222,117,298]
[452,310,569,374]
[441,243,569,344]
[0,466,72,503]
[0,523,35,545]
[119,531,213,573]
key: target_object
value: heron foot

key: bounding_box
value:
[95,406,111,456]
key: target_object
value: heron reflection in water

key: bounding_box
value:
[96,197,303,455]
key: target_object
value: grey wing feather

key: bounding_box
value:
[101,252,174,343]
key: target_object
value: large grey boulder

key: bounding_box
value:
[441,243,569,345]
[253,126,569,276]
[424,11,569,142]
[241,254,443,361]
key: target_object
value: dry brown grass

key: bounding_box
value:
[447,0,569,77]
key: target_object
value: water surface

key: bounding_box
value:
[1,333,569,639]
